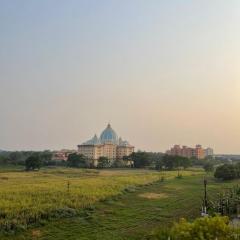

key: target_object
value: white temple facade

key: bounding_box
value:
[77,124,134,164]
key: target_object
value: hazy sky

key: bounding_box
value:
[0,0,240,153]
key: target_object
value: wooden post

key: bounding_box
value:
[177,158,180,177]
[204,178,207,214]
[67,181,70,193]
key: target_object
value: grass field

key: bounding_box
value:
[0,167,202,233]
[1,167,238,240]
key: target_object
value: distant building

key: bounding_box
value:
[166,145,212,159]
[215,154,240,161]
[78,124,134,166]
[204,148,214,157]
[52,149,76,161]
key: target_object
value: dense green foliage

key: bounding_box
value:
[161,155,191,170]
[0,150,220,171]
[214,163,237,180]
[192,157,228,167]
[203,162,214,172]
[67,153,89,168]
[130,151,152,168]
[0,155,8,165]
[209,185,240,217]
[112,159,128,168]
[151,216,238,240]
[0,151,55,166]
[97,156,110,168]
[25,155,41,171]
[128,152,191,170]
[170,216,235,240]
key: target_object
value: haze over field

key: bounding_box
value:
[0,0,239,153]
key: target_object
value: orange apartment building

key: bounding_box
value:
[166,145,213,159]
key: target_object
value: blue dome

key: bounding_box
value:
[100,124,118,144]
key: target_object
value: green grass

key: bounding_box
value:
[0,164,24,173]
[2,168,239,240]
[0,168,238,240]
[0,167,201,234]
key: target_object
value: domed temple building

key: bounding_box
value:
[78,124,134,165]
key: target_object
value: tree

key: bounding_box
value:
[178,156,191,169]
[112,159,126,168]
[155,158,164,171]
[203,162,214,172]
[162,155,175,170]
[0,155,8,165]
[9,152,22,165]
[130,151,151,168]
[122,156,134,168]
[25,155,42,171]
[39,151,53,165]
[67,153,88,168]
[97,157,110,168]
[214,164,236,180]
[235,162,240,178]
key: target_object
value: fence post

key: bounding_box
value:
[67,181,70,193]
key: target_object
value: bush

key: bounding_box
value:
[112,159,126,168]
[214,164,236,180]
[97,157,110,168]
[171,216,234,240]
[148,216,235,240]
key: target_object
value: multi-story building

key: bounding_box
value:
[78,124,134,165]
[166,144,212,159]
[204,148,214,157]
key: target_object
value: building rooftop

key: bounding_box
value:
[81,123,132,147]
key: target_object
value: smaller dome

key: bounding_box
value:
[119,138,130,146]
[83,134,100,145]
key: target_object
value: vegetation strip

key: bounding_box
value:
[0,168,202,233]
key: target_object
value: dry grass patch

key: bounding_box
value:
[166,186,183,191]
[31,229,41,238]
[139,192,168,200]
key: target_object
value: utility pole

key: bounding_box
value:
[177,158,180,177]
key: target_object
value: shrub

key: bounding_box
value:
[171,216,234,240]
[112,159,127,168]
[148,216,235,240]
[97,157,110,168]
[214,164,236,180]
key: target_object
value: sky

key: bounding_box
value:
[0,0,240,154]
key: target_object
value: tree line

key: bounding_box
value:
[0,151,66,170]
[66,151,198,170]
[0,150,218,171]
